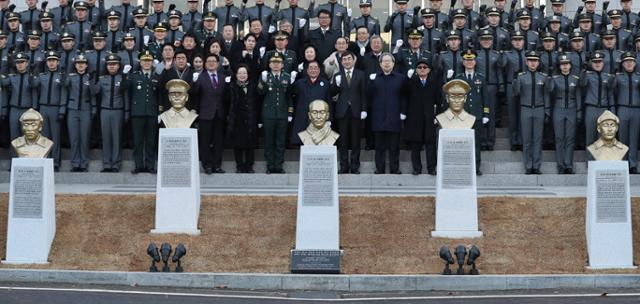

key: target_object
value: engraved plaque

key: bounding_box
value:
[595,169,628,223]
[301,153,335,207]
[291,250,341,274]
[160,136,192,188]
[441,136,474,189]
[12,166,44,219]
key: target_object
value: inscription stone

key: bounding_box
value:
[595,169,628,223]
[12,166,43,219]
[291,250,342,274]
[301,154,334,207]
[441,136,474,189]
[160,136,192,188]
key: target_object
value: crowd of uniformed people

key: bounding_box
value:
[0,0,638,176]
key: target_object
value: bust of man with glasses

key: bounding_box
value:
[298,99,340,145]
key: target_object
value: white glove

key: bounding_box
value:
[268,25,276,33]
[360,46,366,57]
[143,35,150,45]
[407,69,414,78]
[298,62,304,72]
[259,46,266,58]
[446,69,454,79]
[261,70,268,82]
[434,118,438,125]
[347,8,352,17]
[258,123,263,128]
[369,73,376,80]
[157,115,162,124]
[400,113,406,120]
[335,75,342,86]
[122,64,132,74]
[242,50,249,57]
[225,76,231,83]
[192,72,200,82]
[482,117,489,124]
[153,59,159,66]
[396,39,403,48]
[290,71,298,82]
[299,18,306,28]
[360,111,367,120]
[288,116,293,123]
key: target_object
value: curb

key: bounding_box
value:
[0,269,639,291]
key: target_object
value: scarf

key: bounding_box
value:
[304,123,332,145]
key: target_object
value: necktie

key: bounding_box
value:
[346,70,351,86]
[211,73,218,88]
[467,74,472,81]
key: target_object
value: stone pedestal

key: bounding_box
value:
[4,158,56,264]
[152,128,201,235]
[291,145,341,273]
[431,129,483,238]
[586,160,636,269]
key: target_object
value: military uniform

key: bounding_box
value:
[601,46,624,75]
[481,25,510,51]
[476,32,501,150]
[6,14,25,51]
[109,2,135,32]
[213,3,243,34]
[456,68,488,170]
[25,46,45,75]
[384,2,414,49]
[568,32,587,76]
[612,52,640,171]
[147,23,169,60]
[313,0,350,36]
[85,33,108,80]
[350,1,380,36]
[257,54,292,173]
[19,7,41,32]
[128,8,153,52]
[62,2,94,50]
[39,12,60,51]
[148,10,169,29]
[620,8,639,31]
[499,32,527,149]
[580,52,616,147]
[35,50,65,168]
[395,40,432,74]
[512,51,549,174]
[0,53,37,143]
[277,3,311,37]
[193,12,223,49]
[243,2,276,34]
[181,0,202,34]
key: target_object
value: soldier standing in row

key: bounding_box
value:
[350,0,379,36]
[35,50,64,171]
[1,53,37,147]
[612,52,640,174]
[581,51,615,146]
[476,28,500,151]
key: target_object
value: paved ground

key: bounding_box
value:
[1,284,639,304]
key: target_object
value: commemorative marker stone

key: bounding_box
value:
[431,129,483,238]
[291,145,341,273]
[4,158,56,264]
[152,128,201,235]
[586,161,636,269]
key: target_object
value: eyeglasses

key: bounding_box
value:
[416,65,428,69]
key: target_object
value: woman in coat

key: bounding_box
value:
[226,64,260,173]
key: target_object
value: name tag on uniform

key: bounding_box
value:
[115,81,121,87]
[569,83,576,87]
[55,78,61,83]
[537,81,544,85]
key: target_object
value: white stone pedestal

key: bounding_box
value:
[586,160,636,269]
[431,129,483,238]
[291,145,341,273]
[4,158,56,264]
[152,128,201,235]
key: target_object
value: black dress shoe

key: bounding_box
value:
[131,168,144,174]
[476,169,483,176]
[486,146,494,151]
[54,167,60,172]
[630,167,638,174]
[351,169,360,174]
[148,168,157,174]
[564,168,574,174]
[532,169,542,175]
[100,168,112,173]
[266,169,272,174]
[510,146,518,151]
[374,170,384,174]
[390,170,401,175]
[205,168,213,174]
[412,170,420,176]
[246,168,255,173]
[213,168,225,173]
[427,169,436,176]
[71,167,79,172]
[79,168,88,172]
[558,167,565,174]
[525,169,533,175]
[112,168,119,173]
[339,168,350,174]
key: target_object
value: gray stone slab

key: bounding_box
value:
[506,275,596,290]
[0,269,42,282]
[349,275,418,292]
[281,275,349,291]
[127,272,215,288]
[417,275,507,291]
[594,274,640,288]
[39,270,128,285]
[213,273,282,290]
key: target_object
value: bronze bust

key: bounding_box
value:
[587,110,629,161]
[11,108,54,158]
[298,100,339,145]
[159,79,198,128]
[436,79,476,129]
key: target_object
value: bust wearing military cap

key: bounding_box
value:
[587,110,629,160]
[160,79,198,128]
[11,109,54,158]
[436,79,476,129]
[298,100,340,145]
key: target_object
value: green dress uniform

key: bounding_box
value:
[455,71,488,170]
[125,59,159,172]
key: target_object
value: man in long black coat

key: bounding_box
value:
[401,58,442,175]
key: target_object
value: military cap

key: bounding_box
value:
[169,10,182,18]
[19,109,44,123]
[39,11,53,21]
[550,0,565,4]
[601,29,616,38]
[139,50,154,61]
[622,51,636,62]
[359,0,372,7]
[107,10,121,19]
[6,12,20,21]
[74,1,88,10]
[187,0,198,2]
[61,32,76,41]
[570,31,584,40]
[46,50,60,60]
[525,50,540,60]
[421,8,436,17]
[597,110,619,125]
[462,49,477,60]
[123,32,135,40]
[408,28,423,39]
[608,9,622,18]
[443,79,471,95]
[0,30,7,38]
[152,0,164,2]
[416,58,432,68]
[511,30,525,39]
[557,54,570,64]
[154,22,168,32]
[635,33,640,42]
[486,7,501,16]
[584,0,596,3]
[134,8,148,17]
[591,51,605,61]
[74,53,88,63]
[273,30,289,40]
[269,52,284,63]
[105,53,121,64]
[453,8,466,18]
[578,13,592,22]
[14,52,29,62]
[479,28,493,39]
[541,32,556,41]
[27,30,41,39]
[548,15,561,23]
[203,11,217,21]
[394,0,409,4]
[92,31,107,40]
[166,79,191,93]
[446,30,461,39]
[517,10,531,19]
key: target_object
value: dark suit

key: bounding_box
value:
[191,71,228,170]
[331,68,366,172]
[307,27,341,63]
